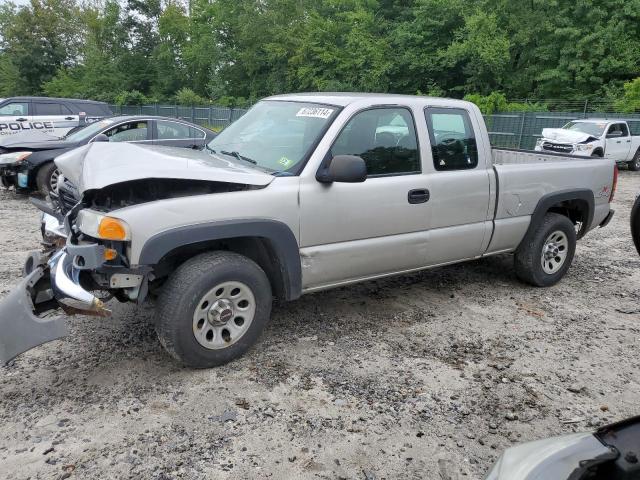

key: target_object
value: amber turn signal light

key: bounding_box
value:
[97,217,128,241]
[103,248,118,261]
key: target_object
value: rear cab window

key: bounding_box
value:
[425,107,478,171]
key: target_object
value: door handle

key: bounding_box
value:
[16,117,27,122]
[408,188,430,204]
[64,116,74,120]
[616,140,622,144]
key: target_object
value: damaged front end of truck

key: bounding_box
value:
[0,141,274,364]
[0,226,112,364]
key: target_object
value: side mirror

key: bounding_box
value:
[92,133,109,142]
[607,130,623,138]
[317,155,367,183]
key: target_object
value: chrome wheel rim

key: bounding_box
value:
[192,281,255,350]
[49,169,60,193]
[541,230,568,274]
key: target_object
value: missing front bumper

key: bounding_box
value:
[0,267,68,364]
[0,250,110,365]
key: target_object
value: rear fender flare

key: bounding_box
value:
[518,189,594,248]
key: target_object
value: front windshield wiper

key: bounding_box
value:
[205,144,216,154]
[220,150,257,165]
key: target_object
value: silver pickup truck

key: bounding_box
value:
[0,93,617,368]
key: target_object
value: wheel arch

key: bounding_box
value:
[139,219,302,301]
[518,189,594,250]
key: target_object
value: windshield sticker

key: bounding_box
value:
[278,156,293,168]
[296,107,334,119]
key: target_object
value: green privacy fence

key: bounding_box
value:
[109,104,248,130]
[110,104,640,150]
[485,111,640,150]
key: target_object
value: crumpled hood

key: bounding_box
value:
[541,128,596,144]
[55,143,275,194]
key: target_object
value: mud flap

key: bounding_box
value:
[0,267,68,365]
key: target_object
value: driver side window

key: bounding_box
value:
[425,108,478,171]
[331,107,420,177]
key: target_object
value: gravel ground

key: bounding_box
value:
[1,172,639,480]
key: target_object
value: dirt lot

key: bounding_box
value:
[1,172,639,480]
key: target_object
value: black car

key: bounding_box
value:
[0,115,217,195]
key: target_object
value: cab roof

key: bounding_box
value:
[266,92,473,109]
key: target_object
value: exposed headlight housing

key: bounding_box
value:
[575,144,594,151]
[535,138,544,147]
[76,209,131,241]
[0,151,32,166]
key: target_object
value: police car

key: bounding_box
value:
[0,96,112,139]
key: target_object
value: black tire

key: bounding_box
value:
[155,251,272,368]
[591,150,604,158]
[628,149,640,172]
[514,213,577,287]
[631,195,640,256]
[35,162,59,196]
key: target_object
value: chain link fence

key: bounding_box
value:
[110,103,640,151]
[485,111,640,150]
[109,104,248,130]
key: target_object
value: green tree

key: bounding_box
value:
[615,78,640,113]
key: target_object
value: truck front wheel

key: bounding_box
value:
[514,213,576,287]
[155,251,272,368]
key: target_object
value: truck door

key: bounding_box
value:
[0,100,31,138]
[422,106,492,265]
[605,123,632,161]
[32,101,78,137]
[298,106,431,289]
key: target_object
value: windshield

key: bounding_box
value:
[206,100,339,173]
[562,121,606,137]
[65,119,116,142]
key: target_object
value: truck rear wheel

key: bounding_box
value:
[632,195,640,256]
[155,251,272,368]
[514,213,576,287]
[628,149,640,171]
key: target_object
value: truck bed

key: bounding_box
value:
[485,148,615,255]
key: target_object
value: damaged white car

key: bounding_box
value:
[0,94,617,367]
[535,119,640,170]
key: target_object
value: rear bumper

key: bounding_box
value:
[0,249,109,365]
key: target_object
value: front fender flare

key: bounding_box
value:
[138,219,302,300]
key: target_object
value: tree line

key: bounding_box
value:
[0,0,639,112]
